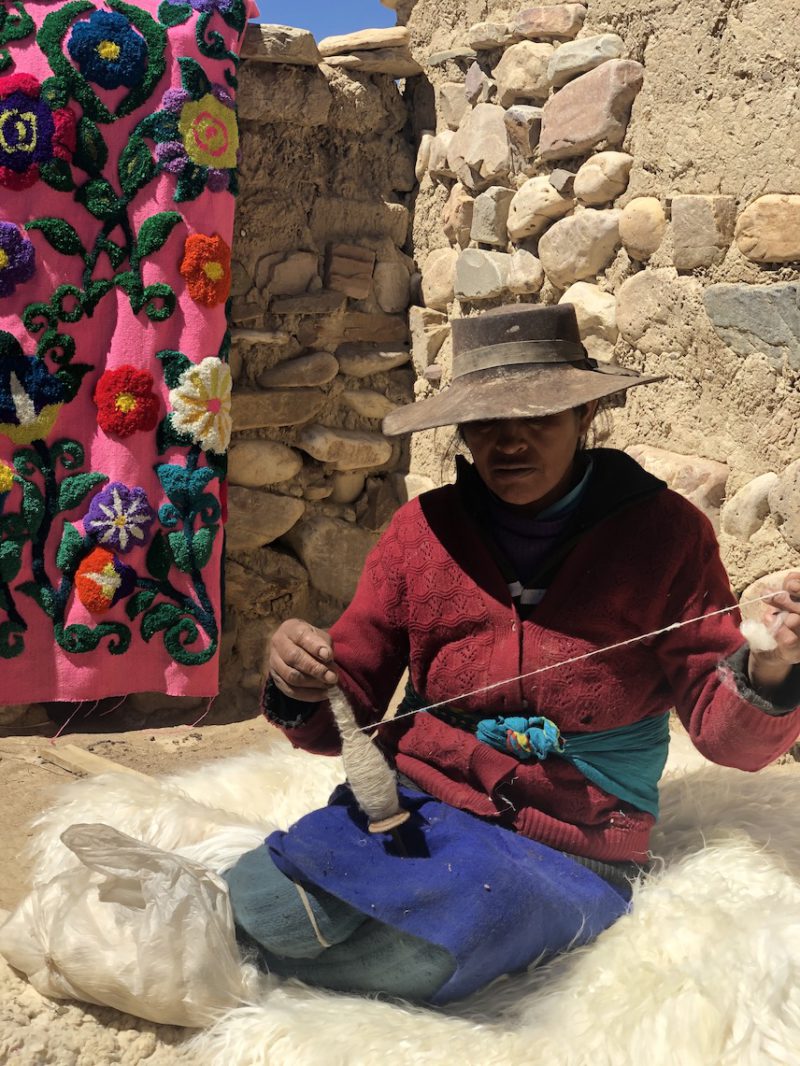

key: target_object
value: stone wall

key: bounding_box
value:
[217,24,420,713]
[400,0,800,602]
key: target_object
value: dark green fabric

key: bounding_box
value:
[240,920,456,1001]
[223,844,366,960]
[561,712,670,818]
[224,843,455,999]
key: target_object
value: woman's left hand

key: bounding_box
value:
[748,572,800,694]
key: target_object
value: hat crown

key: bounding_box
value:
[452,304,583,358]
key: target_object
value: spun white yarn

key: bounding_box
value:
[327,686,403,825]
[362,592,784,734]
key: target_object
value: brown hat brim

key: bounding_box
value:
[382,364,665,436]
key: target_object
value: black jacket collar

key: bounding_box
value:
[454,448,666,599]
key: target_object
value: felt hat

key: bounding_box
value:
[382,304,663,436]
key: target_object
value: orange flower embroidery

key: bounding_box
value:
[179,233,232,307]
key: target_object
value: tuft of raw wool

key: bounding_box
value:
[740,618,779,653]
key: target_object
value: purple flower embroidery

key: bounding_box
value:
[0,223,35,297]
[84,482,156,553]
[166,0,234,12]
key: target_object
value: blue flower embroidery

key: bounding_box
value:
[67,11,148,90]
[0,333,67,446]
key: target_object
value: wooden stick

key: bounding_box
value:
[41,744,152,781]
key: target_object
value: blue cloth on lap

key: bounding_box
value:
[267,785,630,1004]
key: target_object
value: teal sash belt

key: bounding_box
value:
[399,683,670,819]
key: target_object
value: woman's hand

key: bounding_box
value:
[269,618,338,702]
[748,572,800,695]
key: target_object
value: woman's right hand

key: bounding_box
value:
[269,618,338,702]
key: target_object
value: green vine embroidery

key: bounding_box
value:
[156,0,246,68]
[0,1,35,72]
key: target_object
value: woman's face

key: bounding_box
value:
[461,405,596,510]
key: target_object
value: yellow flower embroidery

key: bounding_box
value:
[178,94,238,170]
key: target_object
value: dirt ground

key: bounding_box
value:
[0,708,264,913]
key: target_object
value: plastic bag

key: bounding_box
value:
[0,822,255,1027]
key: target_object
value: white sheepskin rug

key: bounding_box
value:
[8,728,800,1066]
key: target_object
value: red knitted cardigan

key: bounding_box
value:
[274,451,800,863]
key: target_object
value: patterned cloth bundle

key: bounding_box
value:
[0,0,255,702]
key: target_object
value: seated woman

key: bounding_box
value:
[225,304,800,1004]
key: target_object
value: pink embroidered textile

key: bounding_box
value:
[0,0,256,702]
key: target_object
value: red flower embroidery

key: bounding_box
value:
[94,365,160,438]
[75,547,135,613]
[179,233,232,307]
[0,74,76,191]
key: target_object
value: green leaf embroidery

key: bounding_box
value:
[39,159,75,192]
[137,212,181,258]
[76,178,121,221]
[55,522,85,573]
[40,76,69,109]
[156,415,194,454]
[145,531,171,581]
[137,110,178,142]
[119,136,155,197]
[175,163,208,203]
[178,55,212,98]
[0,540,23,584]
[167,531,192,572]
[25,218,85,257]
[155,349,192,389]
[20,481,44,537]
[57,472,108,513]
[223,0,246,33]
[125,588,158,620]
[141,601,184,641]
[74,117,109,175]
[158,0,191,26]
[16,580,54,618]
[192,524,217,570]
